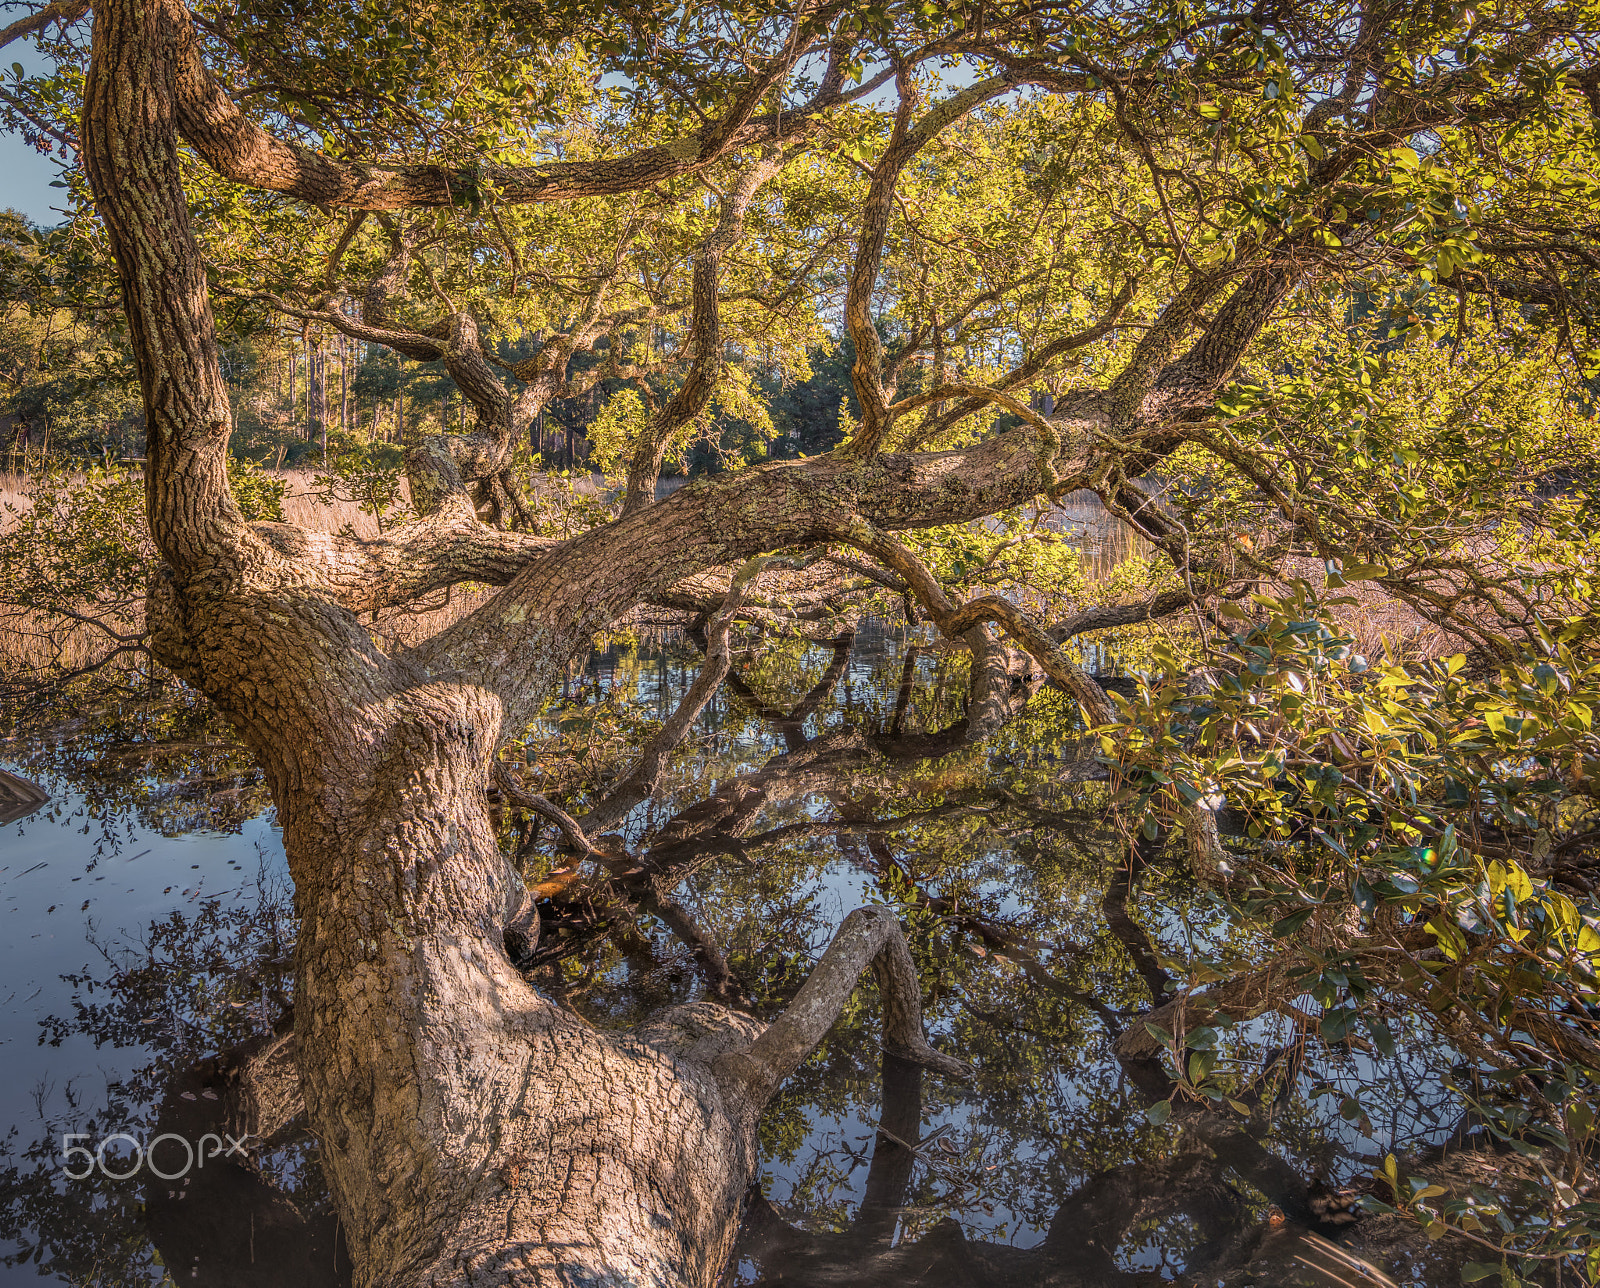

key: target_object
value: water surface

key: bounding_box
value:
[0,626,1466,1286]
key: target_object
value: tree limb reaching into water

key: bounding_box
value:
[56,0,1600,1279]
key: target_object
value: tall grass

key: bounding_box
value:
[2,467,1461,684]
[0,467,501,678]
[0,471,31,517]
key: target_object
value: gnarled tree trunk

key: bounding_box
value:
[79,4,984,1284]
[77,0,1314,1274]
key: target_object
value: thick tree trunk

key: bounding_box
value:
[79,5,758,1283]
[286,709,768,1285]
[75,3,1163,1283]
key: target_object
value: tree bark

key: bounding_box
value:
[83,20,979,1286]
[77,0,1346,1281]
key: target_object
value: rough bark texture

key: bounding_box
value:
[77,0,1392,1279]
[81,4,980,1286]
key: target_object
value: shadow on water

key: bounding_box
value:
[0,625,1494,1286]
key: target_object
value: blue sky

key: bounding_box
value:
[1,46,70,225]
[0,131,66,225]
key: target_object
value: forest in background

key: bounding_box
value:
[0,204,865,478]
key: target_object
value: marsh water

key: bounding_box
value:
[0,625,1470,1286]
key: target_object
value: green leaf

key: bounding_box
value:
[1271,907,1314,938]
[1145,1099,1171,1125]
[1459,1264,1500,1282]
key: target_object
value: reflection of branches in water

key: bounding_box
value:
[499,629,1495,1285]
[739,1053,1258,1287]
[739,1054,1429,1288]
[5,625,1504,1286]
[37,849,294,1078]
[1101,835,1175,1007]
[0,853,312,1285]
[2,683,268,840]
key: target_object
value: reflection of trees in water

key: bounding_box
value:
[0,850,315,1285]
[3,683,270,841]
[1,630,1496,1284]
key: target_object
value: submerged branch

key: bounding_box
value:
[493,762,597,854]
[581,556,767,832]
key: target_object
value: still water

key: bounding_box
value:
[0,626,1470,1286]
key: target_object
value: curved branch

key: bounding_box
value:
[621,146,790,515]
[166,0,842,211]
[838,71,1031,457]
[580,555,767,832]
[826,517,1116,726]
[493,761,596,854]
[0,0,87,51]
[906,282,1136,448]
[716,906,972,1108]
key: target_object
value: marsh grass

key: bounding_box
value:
[2,467,1463,687]
[0,471,31,517]
[0,468,496,679]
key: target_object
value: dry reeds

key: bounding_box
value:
[0,471,33,518]
[0,467,507,676]
[0,467,1497,683]
[277,468,397,536]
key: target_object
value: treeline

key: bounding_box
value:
[0,208,859,475]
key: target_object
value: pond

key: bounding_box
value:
[0,624,1488,1287]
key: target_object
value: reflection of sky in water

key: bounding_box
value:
[0,774,289,1285]
[0,626,1474,1285]
[0,781,285,1134]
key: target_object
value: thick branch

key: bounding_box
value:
[167,0,837,210]
[0,0,87,51]
[409,417,1077,731]
[84,0,250,575]
[250,516,562,614]
[1050,589,1201,640]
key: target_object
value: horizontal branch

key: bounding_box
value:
[253,512,562,614]
[1050,589,1204,640]
[165,0,842,210]
[409,419,1079,728]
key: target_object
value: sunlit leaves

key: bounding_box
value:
[1100,580,1600,1272]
